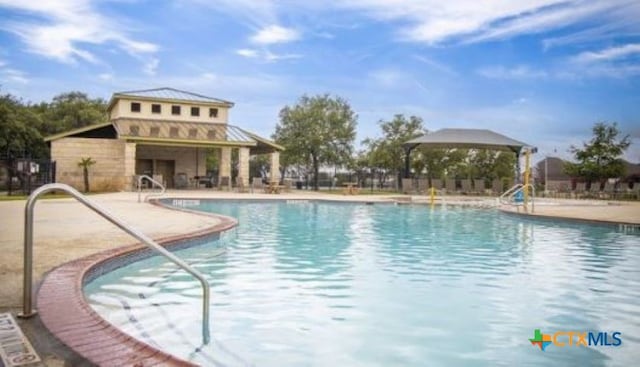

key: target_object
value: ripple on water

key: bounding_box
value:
[85,202,640,367]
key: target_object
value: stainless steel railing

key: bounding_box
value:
[498,183,536,213]
[137,175,166,203]
[19,183,210,343]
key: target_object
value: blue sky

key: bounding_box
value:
[1,0,639,162]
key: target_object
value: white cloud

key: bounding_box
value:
[98,73,113,81]
[236,48,259,58]
[1,68,29,84]
[250,25,300,44]
[264,51,302,62]
[477,65,548,80]
[143,58,159,76]
[0,0,157,64]
[573,43,640,63]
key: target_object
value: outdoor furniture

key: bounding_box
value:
[574,182,586,199]
[602,181,616,199]
[445,179,457,194]
[417,178,429,194]
[251,177,264,193]
[430,179,442,191]
[588,181,601,198]
[491,179,503,195]
[460,179,473,195]
[401,178,414,194]
[473,179,488,195]
[342,182,359,195]
[218,176,231,191]
[282,179,293,193]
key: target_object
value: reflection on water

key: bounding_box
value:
[85,201,640,367]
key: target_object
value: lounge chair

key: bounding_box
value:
[460,179,473,195]
[430,179,442,194]
[473,179,486,195]
[491,179,503,195]
[602,181,616,199]
[251,177,264,193]
[588,181,601,198]
[401,178,415,194]
[445,179,457,194]
[417,178,429,194]
[574,182,586,199]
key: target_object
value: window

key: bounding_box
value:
[171,105,181,115]
[169,127,179,138]
[131,102,141,113]
[151,104,161,114]
[209,108,218,118]
[150,127,160,137]
[129,125,140,136]
[188,128,198,139]
[207,130,217,140]
[191,107,200,117]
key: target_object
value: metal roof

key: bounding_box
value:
[404,128,533,153]
[112,87,234,106]
[45,119,284,153]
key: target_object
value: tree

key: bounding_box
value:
[564,122,631,182]
[38,92,108,135]
[274,94,357,190]
[0,94,48,159]
[77,157,96,192]
[366,115,424,188]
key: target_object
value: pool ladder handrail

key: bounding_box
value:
[498,183,536,213]
[137,174,166,203]
[19,183,211,344]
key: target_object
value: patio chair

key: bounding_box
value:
[417,178,429,194]
[573,182,586,199]
[602,181,616,199]
[401,178,415,194]
[460,179,473,195]
[491,179,503,195]
[282,179,293,193]
[251,177,264,193]
[218,176,231,191]
[430,179,443,194]
[473,179,488,196]
[588,181,601,198]
[445,178,457,194]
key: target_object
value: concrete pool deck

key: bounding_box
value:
[0,190,639,365]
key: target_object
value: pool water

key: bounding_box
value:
[85,201,640,366]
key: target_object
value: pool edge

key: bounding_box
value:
[36,204,237,367]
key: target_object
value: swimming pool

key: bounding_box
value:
[85,200,640,366]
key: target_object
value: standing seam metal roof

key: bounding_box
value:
[113,87,234,105]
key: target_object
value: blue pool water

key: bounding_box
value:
[85,201,640,366]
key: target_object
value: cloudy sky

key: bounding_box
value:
[1,0,639,161]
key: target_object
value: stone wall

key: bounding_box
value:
[51,138,128,191]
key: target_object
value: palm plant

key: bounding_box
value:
[77,157,96,192]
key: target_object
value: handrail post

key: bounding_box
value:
[19,183,209,343]
[137,174,166,203]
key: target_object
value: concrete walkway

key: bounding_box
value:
[0,190,638,366]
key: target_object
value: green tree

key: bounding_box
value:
[0,94,47,159]
[38,92,108,135]
[274,94,357,190]
[77,157,96,192]
[415,147,468,180]
[564,122,631,182]
[366,114,424,188]
[468,150,516,180]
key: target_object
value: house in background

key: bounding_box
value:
[45,87,283,191]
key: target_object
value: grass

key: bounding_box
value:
[0,192,95,201]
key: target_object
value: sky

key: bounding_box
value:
[0,0,639,162]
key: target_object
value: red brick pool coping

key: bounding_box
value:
[36,201,237,367]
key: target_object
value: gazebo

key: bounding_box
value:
[403,128,535,182]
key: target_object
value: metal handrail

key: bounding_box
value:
[137,175,166,203]
[498,183,536,212]
[19,183,210,344]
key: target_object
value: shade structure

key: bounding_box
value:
[404,128,533,153]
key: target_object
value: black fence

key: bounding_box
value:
[0,158,56,195]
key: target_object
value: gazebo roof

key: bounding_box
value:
[404,128,533,153]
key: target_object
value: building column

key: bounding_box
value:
[219,147,231,189]
[124,142,136,191]
[238,147,250,188]
[270,151,280,182]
